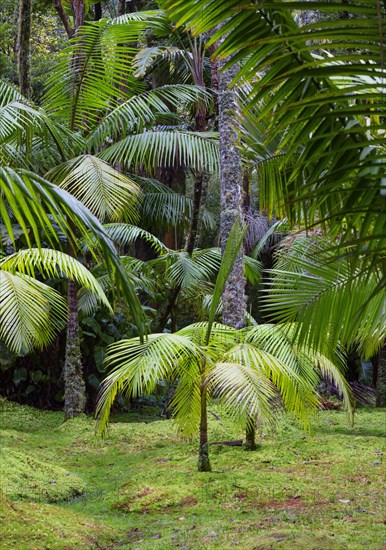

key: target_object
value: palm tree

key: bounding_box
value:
[1,13,219,415]
[0,248,110,354]
[163,0,386,271]
[96,222,353,472]
[264,235,386,404]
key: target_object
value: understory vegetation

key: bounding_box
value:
[1,399,384,549]
[0,0,385,546]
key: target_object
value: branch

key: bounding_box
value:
[54,0,74,38]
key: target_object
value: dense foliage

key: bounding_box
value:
[0,0,384,463]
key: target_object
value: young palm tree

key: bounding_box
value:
[264,235,386,404]
[96,223,353,472]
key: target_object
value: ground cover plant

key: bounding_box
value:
[0,398,384,549]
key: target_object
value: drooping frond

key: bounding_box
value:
[46,155,141,223]
[0,167,145,336]
[244,322,354,419]
[87,84,212,150]
[43,18,148,131]
[96,333,204,435]
[139,176,215,230]
[264,237,386,359]
[0,271,67,355]
[98,130,219,172]
[102,224,166,254]
[0,248,111,312]
[0,80,23,107]
[163,0,386,264]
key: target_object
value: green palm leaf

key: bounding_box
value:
[96,333,204,435]
[87,85,212,150]
[0,167,145,336]
[265,237,385,360]
[0,248,111,312]
[163,0,386,263]
[46,155,141,223]
[98,130,219,172]
[0,271,66,354]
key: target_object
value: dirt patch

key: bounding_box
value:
[182,495,198,507]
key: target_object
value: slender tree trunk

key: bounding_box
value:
[375,343,386,407]
[58,4,86,418]
[118,0,126,16]
[17,0,32,98]
[244,424,258,451]
[64,279,86,418]
[198,366,211,472]
[71,0,85,31]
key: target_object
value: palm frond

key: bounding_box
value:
[139,176,215,230]
[164,0,386,263]
[0,167,145,336]
[87,84,212,150]
[264,237,385,359]
[96,333,204,434]
[221,342,318,429]
[98,130,219,172]
[0,271,67,354]
[102,224,166,254]
[0,248,111,312]
[46,155,141,223]
[43,19,147,131]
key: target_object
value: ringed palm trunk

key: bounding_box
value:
[218,62,245,329]
[198,363,211,472]
[61,5,86,418]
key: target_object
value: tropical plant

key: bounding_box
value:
[264,234,386,405]
[0,247,110,355]
[96,222,353,471]
[163,0,386,276]
[0,10,221,415]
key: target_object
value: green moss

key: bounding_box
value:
[1,448,86,502]
[0,399,384,549]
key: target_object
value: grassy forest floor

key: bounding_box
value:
[0,398,384,549]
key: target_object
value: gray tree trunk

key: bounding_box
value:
[17,0,32,98]
[218,61,245,329]
[64,279,86,419]
[56,3,86,418]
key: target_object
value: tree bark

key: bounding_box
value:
[17,0,32,98]
[244,423,258,451]
[70,0,85,31]
[63,279,86,418]
[198,369,211,471]
[218,60,245,329]
[54,0,74,38]
[375,343,386,407]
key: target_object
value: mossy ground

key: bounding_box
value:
[0,398,384,549]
